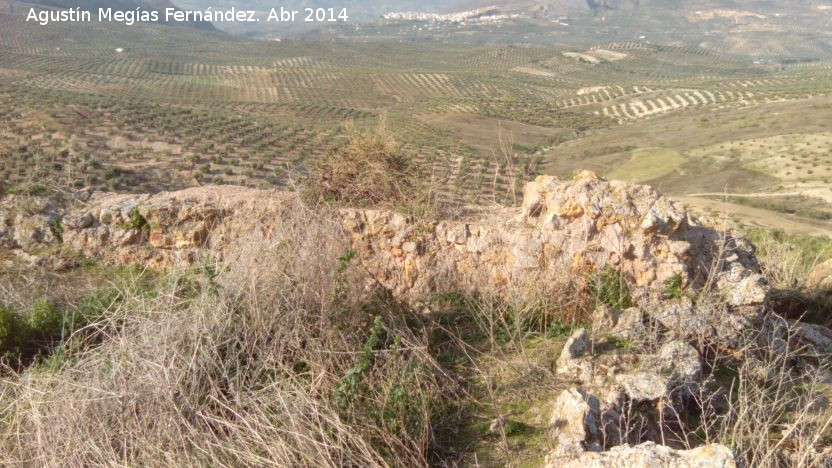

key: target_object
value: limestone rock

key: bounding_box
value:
[716,262,768,307]
[615,372,672,402]
[591,304,618,336]
[592,305,644,341]
[548,387,620,455]
[654,340,702,384]
[648,297,701,334]
[0,196,62,251]
[791,320,832,357]
[559,328,591,364]
[609,340,702,405]
[548,387,602,451]
[808,258,832,292]
[545,441,737,468]
[647,297,756,346]
[557,328,594,382]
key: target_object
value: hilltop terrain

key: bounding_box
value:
[148,0,832,59]
[0,168,830,465]
[0,1,831,466]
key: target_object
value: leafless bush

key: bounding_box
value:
[490,126,541,207]
[691,315,832,467]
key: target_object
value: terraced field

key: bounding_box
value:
[2,1,832,230]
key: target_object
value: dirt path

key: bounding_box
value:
[685,191,803,198]
[679,196,832,237]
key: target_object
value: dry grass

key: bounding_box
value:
[571,227,832,467]
[588,300,832,467]
[675,229,832,466]
[0,200,599,467]
[750,230,831,291]
[302,118,450,220]
[748,229,832,326]
[304,118,412,209]
[692,315,832,467]
[0,200,457,467]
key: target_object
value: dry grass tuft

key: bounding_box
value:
[748,229,832,326]
[304,119,413,209]
[749,229,831,292]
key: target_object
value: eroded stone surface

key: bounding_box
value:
[0,196,61,251]
[791,320,832,357]
[0,175,768,320]
[646,296,756,346]
[592,305,645,341]
[655,340,702,384]
[545,441,737,468]
[0,178,771,468]
[808,258,832,292]
[557,328,593,381]
[548,387,621,456]
[614,372,673,402]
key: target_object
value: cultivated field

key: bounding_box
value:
[2,1,832,231]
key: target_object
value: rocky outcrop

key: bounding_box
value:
[614,372,676,402]
[548,387,621,456]
[545,441,737,468]
[0,174,767,319]
[56,187,282,269]
[0,196,62,251]
[0,176,801,468]
[791,320,832,357]
[591,305,644,341]
[602,340,699,404]
[653,340,702,386]
[546,385,736,467]
[645,296,758,346]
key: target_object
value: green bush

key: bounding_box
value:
[589,265,633,310]
[32,346,69,374]
[124,207,149,231]
[0,303,26,355]
[334,315,385,407]
[665,274,684,300]
[50,217,63,242]
[27,298,64,339]
[72,283,126,328]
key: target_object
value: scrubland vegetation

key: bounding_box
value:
[1,141,831,465]
[0,233,829,466]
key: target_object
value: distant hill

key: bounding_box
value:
[28,0,217,30]
[444,0,822,19]
[320,0,832,60]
